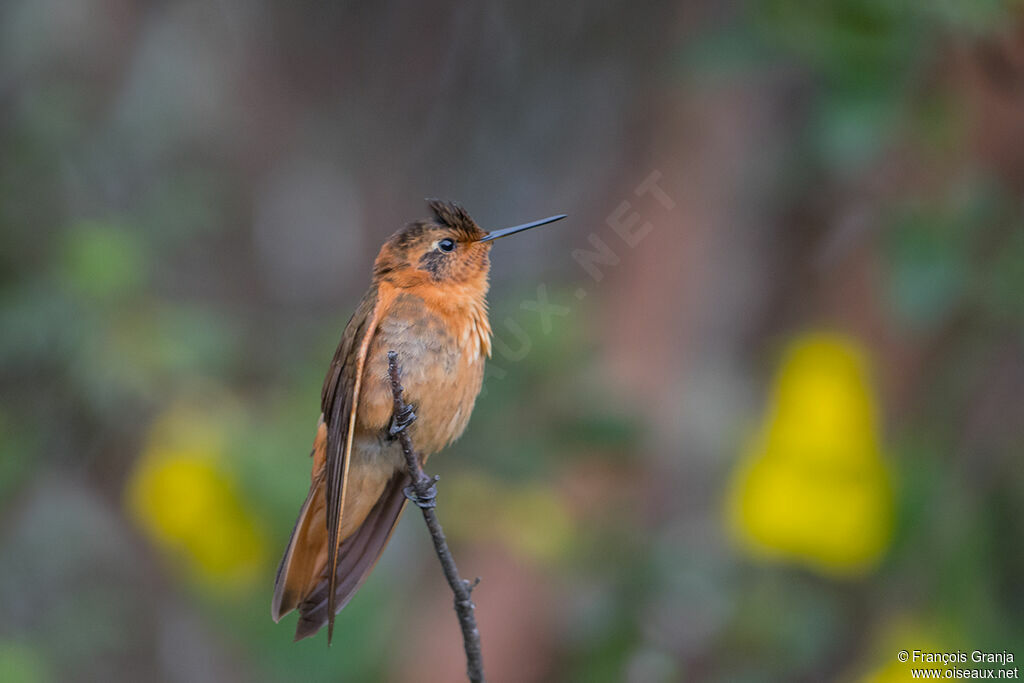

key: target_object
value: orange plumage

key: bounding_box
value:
[272,200,497,642]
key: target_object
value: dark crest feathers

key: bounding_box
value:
[376,200,484,278]
[425,199,482,240]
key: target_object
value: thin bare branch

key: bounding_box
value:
[387,351,485,683]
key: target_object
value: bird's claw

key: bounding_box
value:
[389,404,417,437]
[403,477,438,509]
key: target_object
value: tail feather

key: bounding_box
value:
[273,420,330,622]
[273,468,410,641]
[272,468,328,621]
[293,470,410,641]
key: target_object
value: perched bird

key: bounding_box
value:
[272,200,565,642]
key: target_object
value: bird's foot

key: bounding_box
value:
[389,404,417,437]
[404,476,438,509]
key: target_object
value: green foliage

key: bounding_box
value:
[0,640,50,683]
[883,180,1021,332]
[60,221,147,300]
[883,201,972,330]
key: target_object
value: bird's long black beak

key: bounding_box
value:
[478,214,567,243]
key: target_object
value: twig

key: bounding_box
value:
[387,351,485,683]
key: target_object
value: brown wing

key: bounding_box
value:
[271,284,382,642]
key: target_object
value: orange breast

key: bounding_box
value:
[356,286,487,456]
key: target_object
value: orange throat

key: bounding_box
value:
[382,277,492,361]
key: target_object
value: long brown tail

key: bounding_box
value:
[272,470,410,640]
[271,464,327,622]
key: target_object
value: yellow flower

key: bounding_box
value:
[856,620,953,682]
[444,473,574,564]
[500,485,574,563]
[125,405,265,588]
[727,333,894,575]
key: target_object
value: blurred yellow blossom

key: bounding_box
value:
[125,404,266,589]
[444,473,574,564]
[727,332,894,576]
[856,619,953,682]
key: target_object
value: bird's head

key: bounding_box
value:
[373,200,565,293]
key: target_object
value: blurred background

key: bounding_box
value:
[1,1,1023,681]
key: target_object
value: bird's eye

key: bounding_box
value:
[438,238,456,253]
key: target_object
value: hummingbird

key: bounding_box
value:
[271,200,566,642]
